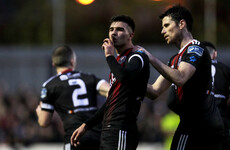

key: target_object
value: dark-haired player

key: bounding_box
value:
[71,15,150,150]
[36,45,110,150]
[143,5,225,150]
[203,41,230,150]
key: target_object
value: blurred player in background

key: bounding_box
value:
[36,45,110,150]
[71,15,150,150]
[203,41,230,150]
[143,5,225,150]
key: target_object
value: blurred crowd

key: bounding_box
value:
[0,82,179,150]
[0,82,64,148]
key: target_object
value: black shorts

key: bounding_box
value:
[170,130,224,150]
[100,128,139,150]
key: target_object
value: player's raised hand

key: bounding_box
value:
[102,38,115,57]
[70,123,87,147]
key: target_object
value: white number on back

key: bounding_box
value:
[69,79,89,107]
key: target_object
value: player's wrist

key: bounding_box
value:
[82,123,88,130]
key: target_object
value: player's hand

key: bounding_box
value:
[70,123,87,147]
[134,45,154,61]
[102,38,115,57]
[133,45,146,52]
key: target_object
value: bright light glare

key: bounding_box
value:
[76,0,95,5]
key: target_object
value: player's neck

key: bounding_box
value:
[116,43,134,55]
[56,67,73,74]
[179,34,193,49]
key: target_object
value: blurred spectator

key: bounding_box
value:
[0,82,63,148]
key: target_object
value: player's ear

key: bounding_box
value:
[213,51,217,59]
[179,19,186,30]
[130,32,134,38]
[70,58,75,68]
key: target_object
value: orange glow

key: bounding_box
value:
[76,0,95,5]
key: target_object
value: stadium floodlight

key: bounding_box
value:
[76,0,95,5]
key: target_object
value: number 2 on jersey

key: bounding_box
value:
[69,79,89,107]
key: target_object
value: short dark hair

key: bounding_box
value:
[110,15,135,32]
[202,41,216,55]
[202,41,216,51]
[159,5,193,32]
[52,45,74,67]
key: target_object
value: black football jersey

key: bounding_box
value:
[40,70,105,140]
[103,49,150,130]
[167,40,224,133]
[211,60,230,129]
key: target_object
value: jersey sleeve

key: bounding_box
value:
[106,51,145,83]
[182,45,204,68]
[40,82,55,113]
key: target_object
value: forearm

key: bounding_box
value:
[149,55,188,86]
[146,84,159,100]
[146,75,171,100]
[85,102,106,129]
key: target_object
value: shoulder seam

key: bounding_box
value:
[42,75,57,87]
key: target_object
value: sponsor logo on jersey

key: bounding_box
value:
[187,45,204,56]
[68,79,78,86]
[41,88,47,98]
[118,56,126,64]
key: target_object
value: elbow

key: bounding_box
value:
[146,85,160,100]
[174,79,185,87]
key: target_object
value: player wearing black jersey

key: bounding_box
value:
[203,41,230,150]
[141,5,225,150]
[36,45,110,150]
[71,15,150,150]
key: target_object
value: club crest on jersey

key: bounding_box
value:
[118,56,126,64]
[41,88,47,98]
[187,45,204,56]
[109,73,116,86]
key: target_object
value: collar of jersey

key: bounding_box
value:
[59,68,73,75]
[117,48,133,57]
[178,39,196,54]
